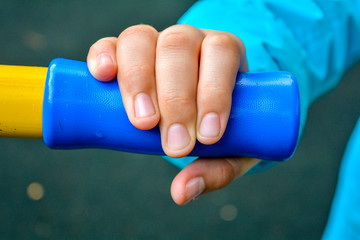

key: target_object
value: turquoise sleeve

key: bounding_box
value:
[321,118,360,239]
[165,0,360,171]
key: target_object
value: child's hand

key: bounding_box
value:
[87,24,259,205]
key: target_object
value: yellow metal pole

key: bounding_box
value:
[0,64,47,138]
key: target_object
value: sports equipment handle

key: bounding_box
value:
[42,58,300,161]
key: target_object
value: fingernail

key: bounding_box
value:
[199,112,220,138]
[97,53,113,67]
[167,124,190,151]
[185,177,205,204]
[134,93,155,118]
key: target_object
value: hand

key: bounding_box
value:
[87,24,260,205]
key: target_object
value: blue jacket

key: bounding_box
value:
[167,0,360,239]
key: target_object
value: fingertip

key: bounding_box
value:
[197,112,222,145]
[87,37,118,81]
[125,92,160,130]
[87,53,117,82]
[171,176,206,206]
[171,157,259,205]
[131,113,160,131]
[170,176,186,205]
[161,123,196,159]
[171,162,206,205]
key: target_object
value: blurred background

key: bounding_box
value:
[0,0,359,239]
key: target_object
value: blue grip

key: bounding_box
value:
[43,58,300,161]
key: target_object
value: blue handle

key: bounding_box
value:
[43,58,300,161]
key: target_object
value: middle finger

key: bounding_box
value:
[156,24,204,158]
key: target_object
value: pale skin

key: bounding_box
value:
[87,24,260,205]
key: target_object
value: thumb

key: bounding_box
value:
[170,157,260,205]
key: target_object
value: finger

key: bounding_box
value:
[196,31,248,145]
[156,25,204,157]
[201,30,249,73]
[87,37,118,82]
[171,157,260,205]
[117,25,160,130]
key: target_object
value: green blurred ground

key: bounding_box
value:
[0,1,360,239]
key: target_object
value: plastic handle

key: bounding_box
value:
[43,58,300,161]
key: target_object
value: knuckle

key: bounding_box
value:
[199,85,230,105]
[204,33,241,53]
[160,91,194,108]
[217,159,237,188]
[119,24,157,39]
[122,64,153,79]
[120,65,153,92]
[159,31,192,50]
[204,82,230,96]
[159,26,201,51]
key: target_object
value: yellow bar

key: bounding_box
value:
[0,65,47,138]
